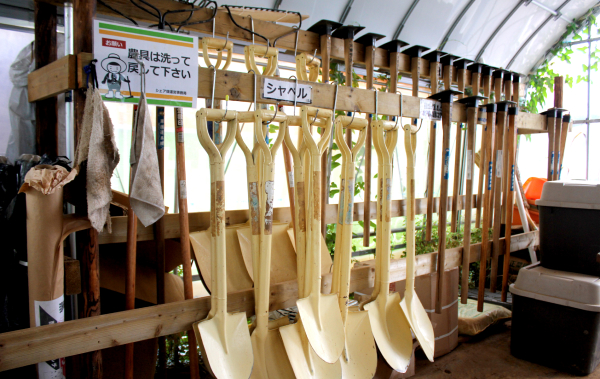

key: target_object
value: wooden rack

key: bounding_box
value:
[13,0,556,374]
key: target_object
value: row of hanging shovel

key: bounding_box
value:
[191,74,436,379]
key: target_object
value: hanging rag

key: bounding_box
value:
[74,86,120,232]
[129,93,164,227]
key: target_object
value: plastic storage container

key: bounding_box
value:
[510,263,600,375]
[536,180,600,276]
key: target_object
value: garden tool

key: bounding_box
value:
[559,114,571,178]
[236,109,295,379]
[456,96,486,305]
[201,36,233,70]
[294,106,345,364]
[280,113,342,379]
[364,119,413,373]
[355,32,385,248]
[295,52,321,82]
[332,115,377,378]
[401,121,435,362]
[468,63,485,227]
[477,103,497,312]
[422,50,444,241]
[490,101,515,293]
[174,108,200,377]
[245,44,278,76]
[194,108,253,379]
[501,107,518,302]
[428,89,462,314]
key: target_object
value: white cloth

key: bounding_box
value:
[74,87,120,232]
[129,94,164,227]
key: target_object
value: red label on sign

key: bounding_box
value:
[102,38,126,49]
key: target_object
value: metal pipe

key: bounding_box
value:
[475,0,525,63]
[438,0,476,51]
[529,0,571,22]
[339,0,355,24]
[587,18,591,180]
[393,0,420,40]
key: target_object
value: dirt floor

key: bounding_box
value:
[412,321,598,378]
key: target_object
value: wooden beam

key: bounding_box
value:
[0,230,538,372]
[100,195,475,244]
[34,1,58,157]
[28,55,76,102]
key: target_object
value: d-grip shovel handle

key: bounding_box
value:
[404,124,418,303]
[202,37,234,70]
[301,106,333,297]
[245,45,278,77]
[197,108,237,316]
[332,115,367,321]
[371,120,399,299]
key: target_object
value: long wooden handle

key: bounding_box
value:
[477,111,496,312]
[451,122,462,232]
[436,102,452,314]
[553,115,562,180]
[489,110,507,293]
[461,107,476,304]
[174,108,200,379]
[558,117,570,179]
[501,112,517,302]
[362,44,375,247]
[425,61,440,241]
[547,116,556,181]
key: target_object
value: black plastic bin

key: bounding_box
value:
[536,180,600,276]
[510,263,600,375]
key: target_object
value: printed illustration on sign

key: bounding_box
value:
[35,297,66,378]
[94,20,198,108]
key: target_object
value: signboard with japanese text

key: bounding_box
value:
[93,21,198,108]
[419,99,442,121]
[262,77,312,104]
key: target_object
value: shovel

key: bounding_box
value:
[332,115,377,378]
[364,119,413,373]
[236,109,295,379]
[193,108,253,379]
[280,114,342,378]
[400,123,435,362]
[295,106,345,364]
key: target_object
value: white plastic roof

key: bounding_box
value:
[225,0,600,74]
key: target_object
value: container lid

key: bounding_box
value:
[510,262,600,312]
[536,180,600,210]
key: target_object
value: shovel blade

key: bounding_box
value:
[250,329,296,379]
[280,322,342,379]
[340,309,377,379]
[296,293,345,363]
[364,292,413,373]
[400,295,435,362]
[194,312,253,379]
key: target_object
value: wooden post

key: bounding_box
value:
[554,76,564,109]
[73,0,101,378]
[482,66,494,105]
[553,76,564,181]
[493,70,504,103]
[543,109,558,181]
[469,64,485,228]
[559,114,571,179]
[501,107,518,302]
[155,108,167,378]
[34,2,58,157]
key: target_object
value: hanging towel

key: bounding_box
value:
[129,93,164,227]
[74,87,120,232]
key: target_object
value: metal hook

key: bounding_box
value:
[249,69,257,112]
[347,111,356,128]
[310,109,320,126]
[265,104,279,125]
[332,81,339,116]
[395,92,403,128]
[221,32,229,51]
[290,75,298,116]
[294,26,299,57]
[210,64,217,109]
[307,49,317,64]
[220,95,230,122]
[374,89,379,120]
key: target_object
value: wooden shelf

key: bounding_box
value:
[27,52,93,102]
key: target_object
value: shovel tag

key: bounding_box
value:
[419,99,442,121]
[466,150,473,180]
[249,182,260,235]
[346,179,355,225]
[288,171,294,188]
[265,181,275,234]
[338,179,345,225]
[443,149,450,179]
[510,165,515,191]
[550,152,555,176]
[488,162,493,190]
[179,180,187,199]
[496,151,503,178]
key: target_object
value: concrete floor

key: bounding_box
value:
[412,321,599,378]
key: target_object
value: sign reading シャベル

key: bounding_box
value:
[93,20,198,108]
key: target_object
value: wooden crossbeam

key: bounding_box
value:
[0,229,538,372]
[100,195,475,244]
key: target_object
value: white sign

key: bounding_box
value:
[35,296,65,378]
[419,99,442,121]
[262,77,312,104]
[94,20,198,108]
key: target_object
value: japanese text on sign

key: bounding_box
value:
[262,78,312,104]
[419,99,442,121]
[94,21,198,108]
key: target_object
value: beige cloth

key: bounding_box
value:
[74,86,120,232]
[130,94,164,227]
